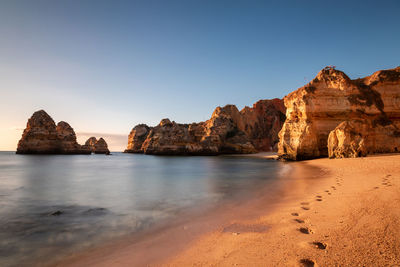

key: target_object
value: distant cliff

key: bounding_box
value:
[278,66,400,160]
[16,110,109,155]
[125,98,286,155]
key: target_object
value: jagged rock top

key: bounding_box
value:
[159,118,173,127]
[125,98,286,155]
[25,109,57,130]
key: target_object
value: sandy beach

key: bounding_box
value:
[57,154,400,267]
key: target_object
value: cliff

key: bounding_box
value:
[17,110,108,155]
[278,66,400,160]
[125,98,286,155]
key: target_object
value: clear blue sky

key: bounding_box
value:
[1,0,399,151]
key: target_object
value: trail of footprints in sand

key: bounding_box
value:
[381,174,393,187]
[293,173,393,266]
[373,174,393,190]
[291,174,344,267]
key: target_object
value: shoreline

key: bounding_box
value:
[53,156,325,267]
[55,154,400,266]
[166,154,400,266]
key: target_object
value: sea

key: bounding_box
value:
[0,151,286,266]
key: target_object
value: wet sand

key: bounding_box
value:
[56,154,400,266]
[166,155,400,266]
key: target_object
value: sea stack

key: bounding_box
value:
[125,98,286,155]
[278,66,400,160]
[16,110,108,155]
[83,137,110,154]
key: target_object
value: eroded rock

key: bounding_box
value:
[83,137,110,154]
[17,110,90,154]
[278,66,400,160]
[125,98,286,155]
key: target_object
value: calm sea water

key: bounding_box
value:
[0,152,284,266]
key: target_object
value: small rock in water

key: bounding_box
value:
[50,210,63,216]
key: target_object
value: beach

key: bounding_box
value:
[57,154,400,266]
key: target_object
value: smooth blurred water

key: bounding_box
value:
[0,152,283,266]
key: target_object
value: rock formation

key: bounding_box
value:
[278,66,400,160]
[83,137,110,154]
[125,98,286,155]
[56,121,87,154]
[16,110,108,155]
[125,124,151,153]
[17,110,62,154]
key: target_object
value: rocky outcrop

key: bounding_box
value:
[84,137,98,150]
[327,121,367,158]
[56,121,87,154]
[125,98,286,155]
[125,124,151,153]
[94,138,110,154]
[278,66,400,160]
[83,137,110,154]
[240,99,286,151]
[17,110,62,154]
[17,110,105,155]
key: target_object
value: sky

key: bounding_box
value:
[1,0,399,151]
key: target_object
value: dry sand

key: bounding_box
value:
[58,154,400,267]
[165,155,400,266]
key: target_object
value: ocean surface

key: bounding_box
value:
[0,151,285,266]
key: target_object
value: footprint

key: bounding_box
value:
[294,218,305,223]
[331,186,336,190]
[298,227,313,234]
[328,192,332,195]
[374,186,379,189]
[291,212,299,216]
[301,207,310,210]
[300,202,309,205]
[311,241,327,250]
[316,195,322,199]
[325,190,329,193]
[299,258,316,267]
[316,199,322,202]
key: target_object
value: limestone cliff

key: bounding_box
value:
[125,124,151,153]
[278,66,400,160]
[125,98,286,155]
[16,110,107,155]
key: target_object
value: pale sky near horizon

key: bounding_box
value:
[1,0,399,151]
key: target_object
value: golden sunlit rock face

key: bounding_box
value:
[125,98,286,155]
[16,110,109,154]
[278,66,400,160]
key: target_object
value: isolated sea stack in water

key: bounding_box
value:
[17,110,110,155]
[125,98,286,155]
[83,137,110,154]
[17,110,90,154]
[278,66,400,160]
